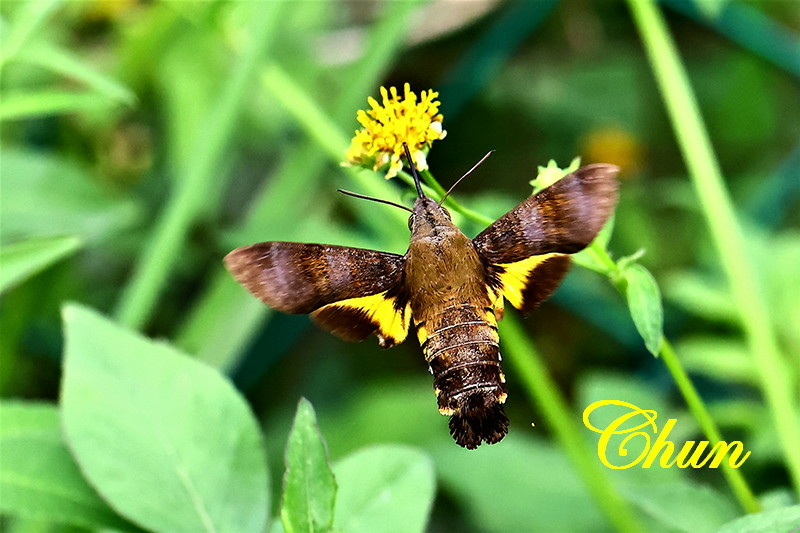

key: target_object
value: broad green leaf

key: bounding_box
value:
[621,482,738,533]
[332,445,434,533]
[622,262,663,356]
[281,399,336,533]
[714,504,800,533]
[0,149,140,244]
[435,437,608,532]
[0,401,134,531]
[0,90,120,120]
[60,304,269,533]
[0,236,82,294]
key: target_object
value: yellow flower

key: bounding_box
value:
[344,83,447,179]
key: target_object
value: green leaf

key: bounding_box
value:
[332,445,435,533]
[531,157,581,193]
[0,236,82,295]
[622,262,664,356]
[621,482,738,533]
[595,211,616,251]
[0,401,134,531]
[434,437,607,531]
[60,304,269,533]
[0,148,140,244]
[281,399,337,533]
[714,504,800,533]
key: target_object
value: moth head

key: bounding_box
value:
[409,196,453,237]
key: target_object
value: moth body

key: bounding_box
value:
[406,197,509,448]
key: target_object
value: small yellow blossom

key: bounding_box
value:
[344,83,447,179]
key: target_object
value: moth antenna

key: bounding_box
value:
[402,142,425,198]
[439,150,494,206]
[337,189,413,213]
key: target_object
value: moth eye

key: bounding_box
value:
[442,207,452,220]
[408,214,414,230]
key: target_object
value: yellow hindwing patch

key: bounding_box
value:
[496,253,559,309]
[319,291,410,344]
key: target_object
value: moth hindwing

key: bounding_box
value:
[225,162,619,449]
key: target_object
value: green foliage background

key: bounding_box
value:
[1,1,799,531]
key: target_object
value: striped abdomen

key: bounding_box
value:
[417,301,509,449]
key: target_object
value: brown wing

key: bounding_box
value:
[473,164,619,313]
[224,242,410,346]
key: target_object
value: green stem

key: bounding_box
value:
[660,338,761,512]
[586,237,760,512]
[420,169,448,198]
[500,314,642,533]
[628,0,800,498]
[114,2,284,329]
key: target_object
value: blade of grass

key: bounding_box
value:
[114,0,286,330]
[500,313,642,533]
[17,43,136,105]
[176,0,424,367]
[0,90,117,121]
[628,0,800,498]
[0,0,62,68]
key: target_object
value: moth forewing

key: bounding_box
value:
[223,242,410,343]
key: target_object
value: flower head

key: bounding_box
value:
[344,83,447,179]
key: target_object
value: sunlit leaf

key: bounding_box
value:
[621,482,737,533]
[435,437,607,531]
[0,401,134,531]
[332,446,434,533]
[715,504,800,533]
[0,149,140,244]
[61,304,269,533]
[281,399,336,533]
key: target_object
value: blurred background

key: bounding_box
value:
[1,0,798,530]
